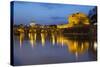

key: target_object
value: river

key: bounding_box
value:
[13,32,97,66]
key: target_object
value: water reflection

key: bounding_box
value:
[94,42,97,51]
[56,33,90,57]
[28,33,37,48]
[41,33,47,47]
[14,31,97,65]
[17,32,97,55]
[51,32,56,45]
[19,33,24,48]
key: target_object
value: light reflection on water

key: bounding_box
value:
[13,32,97,65]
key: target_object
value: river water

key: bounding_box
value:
[13,32,97,66]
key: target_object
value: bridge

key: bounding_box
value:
[13,27,64,35]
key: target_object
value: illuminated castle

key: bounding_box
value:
[57,12,90,28]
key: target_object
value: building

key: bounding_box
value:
[68,12,90,26]
[57,12,90,29]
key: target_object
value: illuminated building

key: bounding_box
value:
[57,12,90,29]
[68,12,90,26]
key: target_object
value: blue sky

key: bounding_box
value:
[13,1,95,25]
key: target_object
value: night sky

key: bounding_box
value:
[13,1,95,25]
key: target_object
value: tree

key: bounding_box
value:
[88,6,97,25]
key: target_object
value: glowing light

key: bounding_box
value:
[94,42,97,51]
[28,33,37,48]
[68,12,90,26]
[75,51,78,61]
[41,33,46,46]
[28,33,34,47]
[19,33,24,48]
[51,33,56,45]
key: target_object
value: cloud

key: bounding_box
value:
[50,16,66,20]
